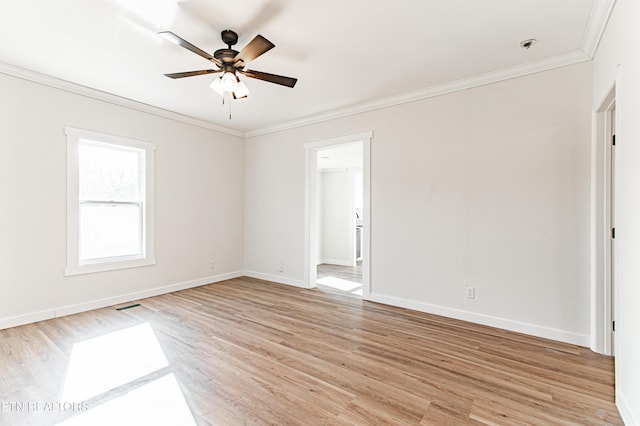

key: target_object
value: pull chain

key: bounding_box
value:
[219,93,232,120]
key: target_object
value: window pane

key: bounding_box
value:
[79,142,142,202]
[80,203,142,261]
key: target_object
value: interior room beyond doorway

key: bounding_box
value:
[315,142,363,297]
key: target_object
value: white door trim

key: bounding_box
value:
[304,131,372,299]
[591,84,616,355]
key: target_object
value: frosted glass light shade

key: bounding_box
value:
[234,81,250,98]
[209,77,225,96]
[221,72,238,92]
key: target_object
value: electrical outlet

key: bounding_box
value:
[465,287,475,299]
[279,262,284,273]
[209,261,216,270]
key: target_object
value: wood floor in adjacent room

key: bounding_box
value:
[0,277,622,425]
[317,263,363,297]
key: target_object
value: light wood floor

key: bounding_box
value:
[317,263,364,297]
[317,263,363,284]
[0,277,622,425]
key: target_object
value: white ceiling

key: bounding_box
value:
[0,0,609,135]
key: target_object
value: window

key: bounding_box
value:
[65,127,155,275]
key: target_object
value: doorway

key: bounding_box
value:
[316,145,363,296]
[304,131,372,299]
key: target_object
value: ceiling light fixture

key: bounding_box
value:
[160,29,297,102]
[209,71,250,99]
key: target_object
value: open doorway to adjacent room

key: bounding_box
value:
[304,132,371,299]
[316,144,363,296]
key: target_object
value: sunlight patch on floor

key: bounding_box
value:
[59,322,197,425]
[61,322,169,402]
[58,373,196,426]
[318,275,362,295]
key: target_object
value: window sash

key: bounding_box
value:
[78,140,145,203]
[65,126,156,276]
[79,201,144,263]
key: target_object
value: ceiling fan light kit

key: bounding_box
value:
[221,72,238,92]
[209,72,249,98]
[159,29,297,108]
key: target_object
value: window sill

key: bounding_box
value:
[64,257,156,276]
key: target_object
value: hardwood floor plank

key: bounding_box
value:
[0,277,621,425]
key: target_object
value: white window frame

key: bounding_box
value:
[65,126,156,276]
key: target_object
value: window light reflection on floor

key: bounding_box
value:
[58,373,196,426]
[61,322,169,403]
[317,276,363,295]
[59,322,196,425]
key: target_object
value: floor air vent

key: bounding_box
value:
[115,303,141,311]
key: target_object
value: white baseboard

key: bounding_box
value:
[0,309,58,331]
[243,270,308,288]
[367,292,590,347]
[2,273,590,349]
[0,271,243,331]
[618,390,639,426]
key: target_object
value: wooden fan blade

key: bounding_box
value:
[240,69,297,88]
[164,69,222,79]
[233,35,275,65]
[159,31,222,67]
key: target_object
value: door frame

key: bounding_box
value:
[608,105,616,356]
[591,85,616,355]
[304,131,372,298]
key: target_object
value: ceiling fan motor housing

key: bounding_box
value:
[214,48,240,66]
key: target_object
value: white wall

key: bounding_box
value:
[592,0,640,423]
[243,127,306,285]
[0,72,245,327]
[319,169,354,266]
[244,61,593,344]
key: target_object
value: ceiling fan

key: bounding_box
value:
[159,29,297,99]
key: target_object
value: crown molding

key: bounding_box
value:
[246,0,616,138]
[0,61,243,138]
[581,0,616,58]
[245,49,590,138]
[1,0,616,141]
